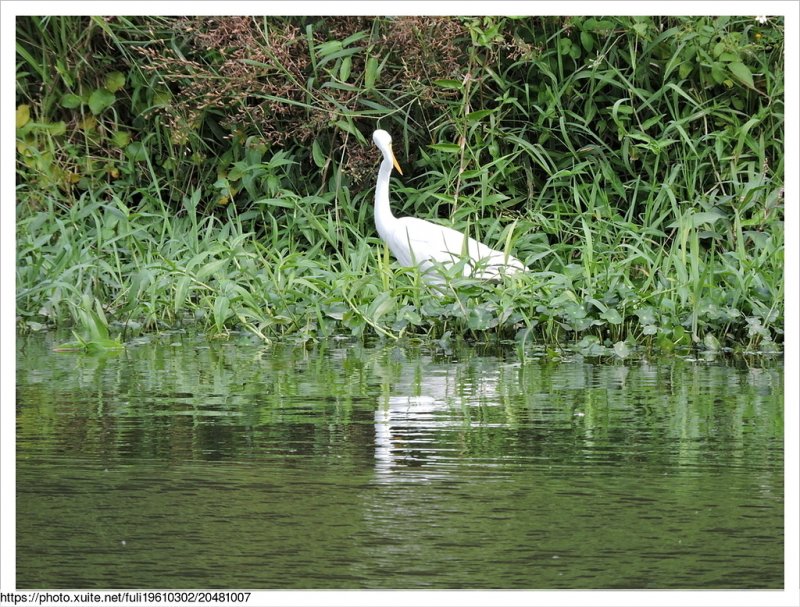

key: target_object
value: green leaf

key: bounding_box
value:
[88,88,116,114]
[227,163,245,181]
[16,104,30,128]
[467,305,498,331]
[691,211,727,227]
[601,309,623,325]
[174,276,192,313]
[428,143,461,153]
[580,31,595,52]
[703,333,721,351]
[433,79,463,90]
[316,40,343,58]
[197,258,229,282]
[612,341,631,359]
[614,102,634,115]
[47,121,67,136]
[711,63,726,84]
[252,197,296,209]
[213,177,233,197]
[60,93,82,109]
[641,114,663,130]
[213,295,231,332]
[311,139,326,168]
[728,62,754,88]
[576,336,606,355]
[636,306,657,325]
[484,193,510,205]
[153,89,172,107]
[334,119,364,142]
[339,56,352,82]
[323,303,347,321]
[53,340,86,352]
[586,19,615,33]
[54,59,74,88]
[672,325,689,345]
[365,56,379,89]
[667,210,727,229]
[104,71,126,93]
[367,292,396,324]
[466,109,494,122]
[124,141,147,161]
[54,337,123,353]
[111,131,131,147]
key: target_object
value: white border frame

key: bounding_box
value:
[2,2,797,606]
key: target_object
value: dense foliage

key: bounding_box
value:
[15,15,784,354]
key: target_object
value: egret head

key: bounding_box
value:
[373,129,403,175]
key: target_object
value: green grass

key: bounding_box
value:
[15,16,784,355]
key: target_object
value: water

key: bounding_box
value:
[16,332,783,589]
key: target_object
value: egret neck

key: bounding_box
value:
[373,130,403,245]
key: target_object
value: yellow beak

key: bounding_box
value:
[390,147,403,175]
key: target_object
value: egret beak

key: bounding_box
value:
[390,147,403,175]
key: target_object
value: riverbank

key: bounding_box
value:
[16,16,784,351]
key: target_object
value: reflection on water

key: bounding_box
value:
[16,332,783,588]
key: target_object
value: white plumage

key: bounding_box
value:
[372,130,525,282]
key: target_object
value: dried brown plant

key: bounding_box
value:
[133,17,475,182]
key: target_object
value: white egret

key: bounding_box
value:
[372,129,526,282]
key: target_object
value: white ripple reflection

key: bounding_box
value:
[373,358,506,482]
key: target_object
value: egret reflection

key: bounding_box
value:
[372,353,508,481]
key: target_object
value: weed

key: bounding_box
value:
[16,16,784,353]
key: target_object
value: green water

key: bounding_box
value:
[16,332,783,589]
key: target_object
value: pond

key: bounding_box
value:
[16,332,783,589]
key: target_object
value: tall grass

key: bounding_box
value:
[15,16,784,353]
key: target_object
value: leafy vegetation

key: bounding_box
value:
[15,16,784,354]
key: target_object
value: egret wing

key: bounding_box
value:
[389,217,524,279]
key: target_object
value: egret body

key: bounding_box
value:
[372,129,525,282]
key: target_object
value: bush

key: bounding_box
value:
[16,16,785,353]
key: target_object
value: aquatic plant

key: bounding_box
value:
[16,16,784,353]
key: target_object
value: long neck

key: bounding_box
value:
[374,156,396,240]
